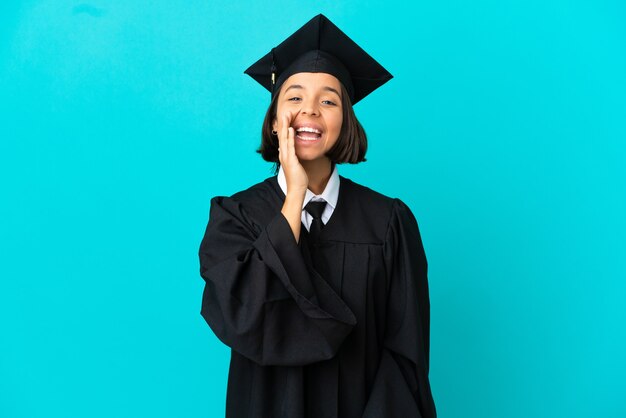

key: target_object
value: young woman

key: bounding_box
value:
[199,14,437,418]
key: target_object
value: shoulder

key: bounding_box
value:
[341,175,395,207]
[230,176,278,205]
[338,176,419,243]
[341,175,414,219]
[210,176,282,228]
[343,175,422,231]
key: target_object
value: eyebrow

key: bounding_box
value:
[284,84,341,98]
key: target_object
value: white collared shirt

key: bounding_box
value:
[277,164,339,232]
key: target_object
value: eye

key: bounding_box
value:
[287,97,301,102]
[322,100,337,106]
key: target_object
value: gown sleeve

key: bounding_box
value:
[198,195,356,367]
[362,198,437,418]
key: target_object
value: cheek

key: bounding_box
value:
[273,101,284,125]
[328,118,343,145]
[331,115,343,134]
[272,106,282,129]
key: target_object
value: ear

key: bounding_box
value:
[272,117,278,132]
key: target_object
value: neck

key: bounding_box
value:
[301,158,333,195]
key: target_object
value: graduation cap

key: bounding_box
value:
[244,14,393,105]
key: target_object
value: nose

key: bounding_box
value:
[300,100,319,116]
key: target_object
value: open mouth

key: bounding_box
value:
[295,126,322,141]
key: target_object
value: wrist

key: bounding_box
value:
[285,187,307,199]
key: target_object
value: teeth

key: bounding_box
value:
[296,127,321,134]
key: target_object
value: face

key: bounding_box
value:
[272,72,343,163]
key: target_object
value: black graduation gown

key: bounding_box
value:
[198,174,437,418]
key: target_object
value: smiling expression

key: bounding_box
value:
[272,72,344,163]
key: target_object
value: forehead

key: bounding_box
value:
[281,72,341,91]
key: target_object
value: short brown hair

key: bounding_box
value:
[256,82,367,175]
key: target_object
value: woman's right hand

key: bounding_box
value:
[278,111,308,195]
[277,111,307,242]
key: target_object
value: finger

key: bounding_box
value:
[278,112,290,161]
[287,111,298,155]
[287,109,298,124]
[282,112,293,161]
[279,113,286,156]
[288,126,295,158]
[282,112,291,136]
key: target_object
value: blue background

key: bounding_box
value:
[1,1,625,417]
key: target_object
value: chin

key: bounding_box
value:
[296,156,329,166]
[295,151,322,160]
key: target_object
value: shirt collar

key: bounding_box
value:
[277,163,340,210]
